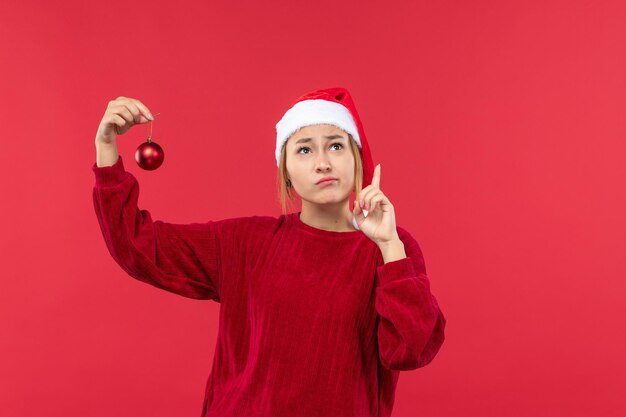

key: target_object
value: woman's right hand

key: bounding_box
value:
[95,96,155,145]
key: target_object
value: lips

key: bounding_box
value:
[316,177,338,184]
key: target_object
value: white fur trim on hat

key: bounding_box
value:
[275,99,361,167]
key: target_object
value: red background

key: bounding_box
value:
[1,0,624,416]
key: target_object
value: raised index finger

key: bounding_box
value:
[372,164,381,188]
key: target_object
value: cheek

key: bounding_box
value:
[285,157,298,175]
[286,164,306,183]
[342,159,356,177]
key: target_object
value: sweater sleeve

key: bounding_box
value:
[374,226,446,370]
[91,155,220,302]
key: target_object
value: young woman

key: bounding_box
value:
[92,87,446,417]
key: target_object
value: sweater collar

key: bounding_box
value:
[291,212,363,239]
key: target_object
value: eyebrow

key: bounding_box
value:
[295,134,346,144]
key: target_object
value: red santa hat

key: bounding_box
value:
[275,87,375,188]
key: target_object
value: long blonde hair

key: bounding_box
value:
[275,133,364,215]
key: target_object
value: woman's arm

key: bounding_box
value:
[92,154,221,301]
[375,227,446,370]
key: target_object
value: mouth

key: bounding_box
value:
[317,179,337,186]
[316,176,338,184]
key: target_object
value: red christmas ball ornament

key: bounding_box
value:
[135,138,164,170]
[135,112,164,170]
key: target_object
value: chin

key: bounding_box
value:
[311,194,351,205]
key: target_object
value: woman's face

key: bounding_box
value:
[285,123,355,206]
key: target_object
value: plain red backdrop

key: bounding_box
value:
[1,0,624,416]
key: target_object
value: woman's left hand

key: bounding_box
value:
[353,164,400,245]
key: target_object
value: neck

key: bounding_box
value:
[299,200,356,232]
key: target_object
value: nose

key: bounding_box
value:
[315,157,331,173]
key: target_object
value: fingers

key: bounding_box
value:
[108,96,154,123]
[126,98,154,121]
[109,114,127,135]
[358,182,382,208]
[105,98,153,136]
[97,96,155,144]
[110,105,135,125]
[353,196,368,218]
[357,186,372,209]
[121,100,149,124]
[372,164,381,188]
[359,188,382,211]
[358,164,382,204]
[128,98,154,121]
[368,193,386,212]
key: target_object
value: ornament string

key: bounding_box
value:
[147,112,161,143]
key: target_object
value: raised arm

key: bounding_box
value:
[92,96,221,301]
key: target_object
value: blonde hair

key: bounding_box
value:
[275,133,364,215]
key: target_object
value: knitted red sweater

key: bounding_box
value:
[92,155,446,417]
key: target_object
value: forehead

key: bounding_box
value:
[288,124,347,141]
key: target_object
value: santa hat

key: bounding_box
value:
[275,87,374,229]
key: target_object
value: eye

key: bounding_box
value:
[297,146,311,154]
[297,143,344,155]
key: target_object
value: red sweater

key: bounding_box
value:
[92,155,446,417]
